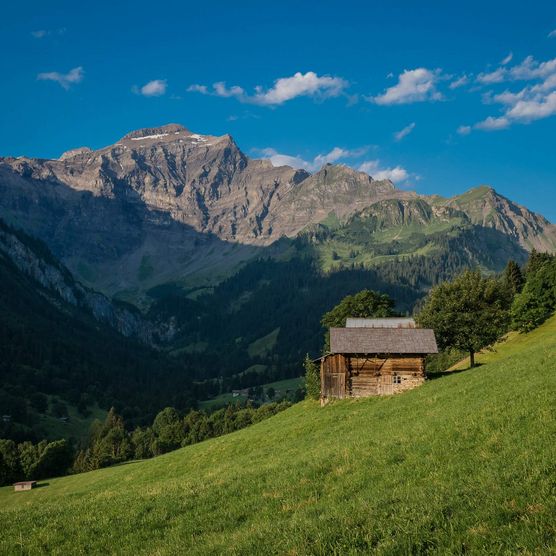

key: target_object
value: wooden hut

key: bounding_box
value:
[320,325,438,403]
[13,481,37,492]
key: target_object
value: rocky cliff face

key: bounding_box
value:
[1,124,400,244]
[0,220,173,344]
[353,198,466,230]
[265,163,402,235]
[0,123,554,297]
[3,124,311,243]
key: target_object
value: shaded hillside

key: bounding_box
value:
[0,221,196,441]
[1,316,555,554]
[153,257,423,394]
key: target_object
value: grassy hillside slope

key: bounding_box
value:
[1,317,556,554]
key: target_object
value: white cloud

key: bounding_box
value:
[372,68,442,105]
[37,66,83,90]
[491,90,525,105]
[477,55,556,86]
[358,160,409,183]
[256,146,409,184]
[258,148,311,170]
[449,75,469,89]
[213,82,245,98]
[531,72,556,92]
[474,116,510,131]
[188,71,348,106]
[256,146,367,172]
[187,84,208,94]
[252,72,347,105]
[313,147,354,167]
[31,30,48,39]
[476,67,506,84]
[135,79,167,97]
[394,122,415,141]
[468,54,556,132]
[505,91,556,122]
[510,56,556,80]
[548,29,556,38]
[501,52,513,65]
[457,125,471,135]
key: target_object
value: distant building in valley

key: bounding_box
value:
[13,481,37,492]
[320,318,437,403]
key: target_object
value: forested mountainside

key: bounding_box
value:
[148,225,527,396]
[0,219,196,442]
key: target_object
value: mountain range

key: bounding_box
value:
[1,123,554,302]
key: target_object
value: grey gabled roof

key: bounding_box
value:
[330,327,438,354]
[345,317,416,328]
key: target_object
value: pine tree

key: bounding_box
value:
[511,257,556,331]
[504,260,524,295]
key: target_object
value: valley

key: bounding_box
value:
[1,124,555,437]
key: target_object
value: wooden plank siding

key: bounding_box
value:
[321,354,426,402]
[321,354,348,399]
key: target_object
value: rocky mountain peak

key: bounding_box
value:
[121,123,189,141]
[313,163,385,185]
[304,163,396,196]
[443,185,556,251]
[59,147,93,161]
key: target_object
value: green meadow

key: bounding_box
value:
[1,316,555,555]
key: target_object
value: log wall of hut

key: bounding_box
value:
[321,354,425,401]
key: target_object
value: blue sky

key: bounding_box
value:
[1,0,556,221]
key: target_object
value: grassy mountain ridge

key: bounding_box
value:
[297,196,528,274]
[2,315,555,554]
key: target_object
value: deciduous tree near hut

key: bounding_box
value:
[417,270,510,368]
[321,290,395,350]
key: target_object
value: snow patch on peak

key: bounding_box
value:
[130,133,169,141]
[121,124,188,141]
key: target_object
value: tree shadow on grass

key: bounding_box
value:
[111,460,141,468]
[427,365,483,380]
[34,482,50,489]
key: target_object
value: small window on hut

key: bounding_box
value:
[393,374,402,384]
